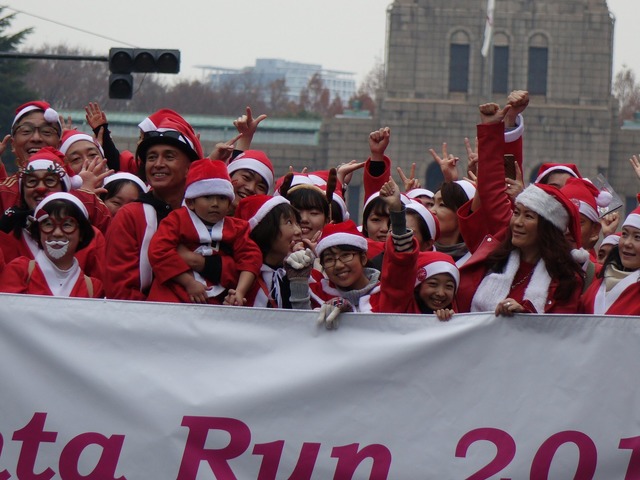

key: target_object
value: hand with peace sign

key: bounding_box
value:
[429,142,459,182]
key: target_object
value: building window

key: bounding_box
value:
[492,46,509,94]
[528,46,548,95]
[426,162,444,191]
[449,44,469,93]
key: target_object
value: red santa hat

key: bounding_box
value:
[235,194,290,231]
[103,172,149,193]
[227,150,275,193]
[20,147,83,192]
[136,116,203,164]
[623,205,640,231]
[33,191,88,222]
[406,201,440,241]
[184,159,235,201]
[415,251,460,291]
[515,183,582,247]
[363,191,412,212]
[138,108,186,133]
[406,188,435,201]
[59,129,104,156]
[534,162,582,184]
[12,100,62,132]
[316,220,368,257]
[600,233,621,248]
[560,177,612,223]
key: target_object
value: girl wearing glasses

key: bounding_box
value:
[0,192,103,297]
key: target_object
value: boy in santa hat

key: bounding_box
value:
[147,159,262,305]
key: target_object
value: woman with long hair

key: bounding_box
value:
[456,103,584,315]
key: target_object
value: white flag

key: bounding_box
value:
[481,0,495,57]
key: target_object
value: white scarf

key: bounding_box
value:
[35,250,81,297]
[471,250,552,313]
[254,264,285,308]
[187,208,226,298]
[593,266,640,314]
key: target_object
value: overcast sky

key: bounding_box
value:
[5,0,638,87]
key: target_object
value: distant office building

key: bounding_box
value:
[198,58,357,105]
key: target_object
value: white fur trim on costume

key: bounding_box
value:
[623,214,640,231]
[516,184,568,231]
[137,117,156,133]
[184,178,235,201]
[577,201,598,223]
[600,234,620,248]
[227,157,274,193]
[503,114,524,143]
[104,172,149,193]
[59,133,104,156]
[13,105,61,131]
[470,250,552,313]
[406,188,435,200]
[454,180,476,201]
[406,202,438,240]
[415,261,460,291]
[316,232,367,257]
[34,192,89,220]
[249,196,290,230]
[363,191,411,212]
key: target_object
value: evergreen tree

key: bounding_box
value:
[0,7,35,171]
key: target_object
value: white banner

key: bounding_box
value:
[0,293,638,479]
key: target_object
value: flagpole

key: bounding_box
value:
[481,0,495,98]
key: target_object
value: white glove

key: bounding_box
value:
[316,297,354,330]
[286,248,315,270]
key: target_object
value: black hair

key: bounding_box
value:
[250,203,300,257]
[319,244,367,266]
[288,187,330,218]
[361,196,389,238]
[406,209,433,242]
[329,199,345,223]
[29,199,94,252]
[438,182,469,212]
[99,178,145,203]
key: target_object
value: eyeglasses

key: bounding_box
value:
[322,252,356,269]
[39,216,79,234]
[23,174,61,189]
[13,123,60,139]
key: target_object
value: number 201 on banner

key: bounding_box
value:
[455,428,640,479]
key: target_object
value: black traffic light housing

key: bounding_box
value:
[108,48,181,99]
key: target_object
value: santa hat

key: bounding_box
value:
[12,101,61,132]
[136,116,203,162]
[184,159,235,201]
[308,170,345,198]
[363,191,412,212]
[227,150,275,193]
[274,172,315,194]
[103,172,149,193]
[516,183,582,247]
[316,220,368,257]
[235,194,290,231]
[534,163,582,184]
[406,188,435,201]
[138,108,186,133]
[20,147,83,192]
[561,177,612,222]
[600,233,621,248]
[623,205,640,231]
[33,192,88,222]
[454,179,476,201]
[406,201,440,241]
[415,251,460,291]
[59,129,104,157]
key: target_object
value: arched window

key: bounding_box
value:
[449,31,470,93]
[426,161,444,191]
[528,34,549,95]
[492,33,509,94]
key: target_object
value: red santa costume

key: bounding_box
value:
[455,122,583,314]
[147,159,261,304]
[0,193,103,298]
[580,206,640,315]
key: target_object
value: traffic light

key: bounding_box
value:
[108,48,180,74]
[109,74,134,99]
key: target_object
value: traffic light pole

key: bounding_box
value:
[0,52,108,62]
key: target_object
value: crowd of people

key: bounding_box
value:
[0,90,639,326]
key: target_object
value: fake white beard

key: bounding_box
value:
[44,240,70,259]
